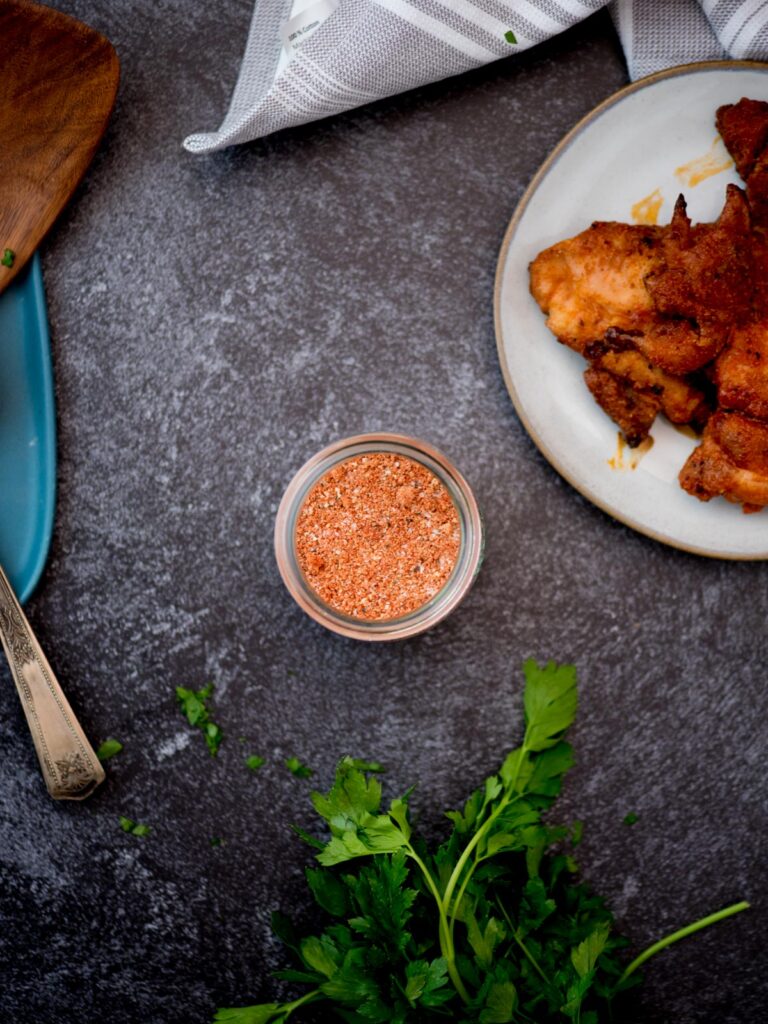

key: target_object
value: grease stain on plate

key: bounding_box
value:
[675,136,733,187]
[607,432,654,471]
[631,188,664,225]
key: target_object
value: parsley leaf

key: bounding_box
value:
[96,738,123,761]
[623,812,639,826]
[1,249,14,268]
[175,683,223,755]
[285,756,313,779]
[504,30,517,44]
[246,755,265,772]
[479,977,517,1022]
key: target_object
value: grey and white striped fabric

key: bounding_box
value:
[183,0,768,153]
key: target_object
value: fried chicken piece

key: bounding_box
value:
[529,221,663,354]
[530,188,753,379]
[680,410,768,510]
[583,361,709,447]
[645,187,754,348]
[716,98,768,180]
[587,340,711,433]
[584,367,660,448]
[717,98,768,228]
[715,318,768,420]
[528,218,719,372]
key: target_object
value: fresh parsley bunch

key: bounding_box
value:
[215,661,747,1024]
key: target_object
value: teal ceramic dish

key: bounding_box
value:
[0,254,56,603]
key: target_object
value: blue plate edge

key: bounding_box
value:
[18,253,57,605]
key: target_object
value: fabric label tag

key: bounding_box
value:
[280,0,338,56]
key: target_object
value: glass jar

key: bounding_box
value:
[274,433,484,641]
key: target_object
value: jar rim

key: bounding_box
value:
[274,433,484,641]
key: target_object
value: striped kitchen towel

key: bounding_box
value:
[183,0,768,153]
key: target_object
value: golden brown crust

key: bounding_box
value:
[716,98,768,180]
[718,98,768,230]
[680,411,768,508]
[583,366,660,448]
[529,222,661,355]
[715,319,768,421]
[644,186,754,341]
[586,342,711,438]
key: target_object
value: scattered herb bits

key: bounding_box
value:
[245,755,265,772]
[285,756,313,779]
[214,661,748,1024]
[623,812,639,826]
[96,738,123,761]
[119,816,150,837]
[176,683,223,755]
[504,29,517,44]
[1,248,14,268]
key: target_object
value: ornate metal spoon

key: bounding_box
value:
[0,564,104,799]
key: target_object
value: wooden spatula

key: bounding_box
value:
[0,0,119,295]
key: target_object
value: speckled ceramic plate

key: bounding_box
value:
[0,254,56,601]
[495,61,768,559]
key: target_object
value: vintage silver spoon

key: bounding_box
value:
[0,563,104,799]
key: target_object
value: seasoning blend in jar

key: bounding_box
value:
[274,434,484,640]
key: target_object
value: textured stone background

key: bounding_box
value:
[1,4,766,1022]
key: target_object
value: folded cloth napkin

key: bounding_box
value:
[183,0,768,154]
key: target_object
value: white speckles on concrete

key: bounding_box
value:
[156,730,193,760]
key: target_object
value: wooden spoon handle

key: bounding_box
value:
[0,564,104,799]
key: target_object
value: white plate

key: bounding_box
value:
[495,61,768,559]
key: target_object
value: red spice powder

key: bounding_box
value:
[294,452,461,621]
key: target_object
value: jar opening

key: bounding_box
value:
[293,450,462,623]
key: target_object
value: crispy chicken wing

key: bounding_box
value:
[679,411,768,510]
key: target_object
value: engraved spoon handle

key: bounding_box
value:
[0,562,104,799]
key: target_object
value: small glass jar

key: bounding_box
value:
[274,433,484,641]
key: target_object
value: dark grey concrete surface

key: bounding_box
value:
[1,5,766,1023]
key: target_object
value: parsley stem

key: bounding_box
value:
[617,900,750,988]
[443,740,531,923]
[404,844,471,1005]
[495,896,554,990]
[447,859,477,948]
[512,928,553,988]
[443,792,524,922]
[281,988,324,1019]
